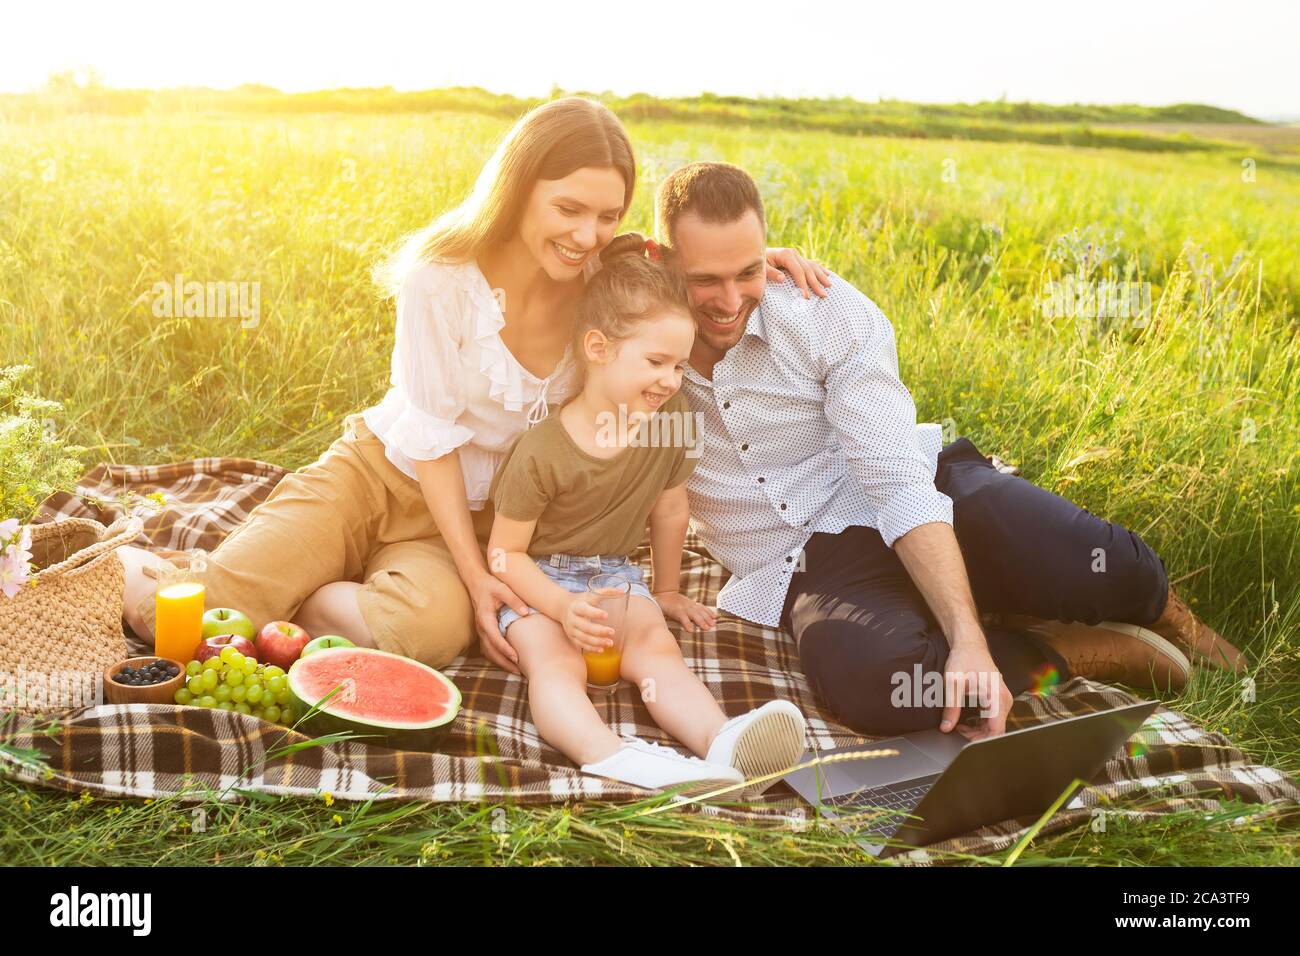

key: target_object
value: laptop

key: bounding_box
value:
[782,700,1159,858]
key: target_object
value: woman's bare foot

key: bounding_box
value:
[119,544,169,642]
[292,581,377,647]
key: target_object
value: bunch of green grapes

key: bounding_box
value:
[174,645,293,724]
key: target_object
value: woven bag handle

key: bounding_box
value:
[38,516,144,578]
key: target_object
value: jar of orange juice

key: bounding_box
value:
[154,553,208,664]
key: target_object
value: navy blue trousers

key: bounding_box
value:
[781,438,1170,736]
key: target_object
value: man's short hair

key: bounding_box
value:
[655,162,766,246]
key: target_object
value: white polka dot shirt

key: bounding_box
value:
[680,273,953,627]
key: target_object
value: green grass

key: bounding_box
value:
[1,104,1298,865]
[2,773,1296,867]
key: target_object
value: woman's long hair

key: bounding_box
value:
[376,97,635,296]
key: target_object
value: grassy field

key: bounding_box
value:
[1,103,1298,865]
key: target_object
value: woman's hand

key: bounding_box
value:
[655,591,716,634]
[468,570,530,675]
[765,247,832,299]
[562,594,615,654]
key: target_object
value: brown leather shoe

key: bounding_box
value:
[1003,617,1191,693]
[1147,586,1249,674]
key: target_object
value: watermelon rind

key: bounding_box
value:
[287,646,461,752]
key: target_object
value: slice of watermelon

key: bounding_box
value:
[287,646,461,752]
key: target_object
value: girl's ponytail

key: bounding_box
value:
[570,232,691,382]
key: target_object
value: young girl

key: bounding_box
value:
[488,234,807,795]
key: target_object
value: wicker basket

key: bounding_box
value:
[0,516,142,717]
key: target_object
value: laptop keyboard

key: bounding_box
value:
[819,773,943,838]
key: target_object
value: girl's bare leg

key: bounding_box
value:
[618,596,728,758]
[507,615,623,766]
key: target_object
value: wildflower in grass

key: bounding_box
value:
[0,554,29,599]
[321,790,334,806]
[0,520,33,599]
[331,813,343,826]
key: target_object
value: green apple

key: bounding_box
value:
[300,635,356,658]
[202,607,256,642]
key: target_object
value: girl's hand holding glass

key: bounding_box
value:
[562,593,615,653]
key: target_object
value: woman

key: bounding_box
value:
[120,97,830,675]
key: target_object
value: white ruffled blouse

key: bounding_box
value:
[362,259,587,510]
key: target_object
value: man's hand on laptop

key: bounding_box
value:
[941,642,1013,740]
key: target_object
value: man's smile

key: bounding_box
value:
[700,308,742,331]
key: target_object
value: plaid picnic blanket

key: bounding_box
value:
[4,455,1299,864]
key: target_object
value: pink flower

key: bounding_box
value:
[0,551,29,599]
[0,521,32,599]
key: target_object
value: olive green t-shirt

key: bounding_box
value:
[489,392,700,557]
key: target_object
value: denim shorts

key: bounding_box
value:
[497,553,654,636]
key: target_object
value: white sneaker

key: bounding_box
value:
[705,700,808,796]
[580,737,743,797]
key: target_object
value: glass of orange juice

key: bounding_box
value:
[584,573,629,694]
[154,553,208,664]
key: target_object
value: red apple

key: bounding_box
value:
[194,634,258,664]
[256,621,312,671]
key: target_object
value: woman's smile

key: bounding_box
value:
[550,239,590,266]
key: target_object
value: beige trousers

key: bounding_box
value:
[191,413,491,667]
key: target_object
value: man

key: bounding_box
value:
[657,162,1248,740]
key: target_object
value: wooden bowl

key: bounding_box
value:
[104,656,186,705]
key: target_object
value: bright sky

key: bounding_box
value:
[5,0,1297,119]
